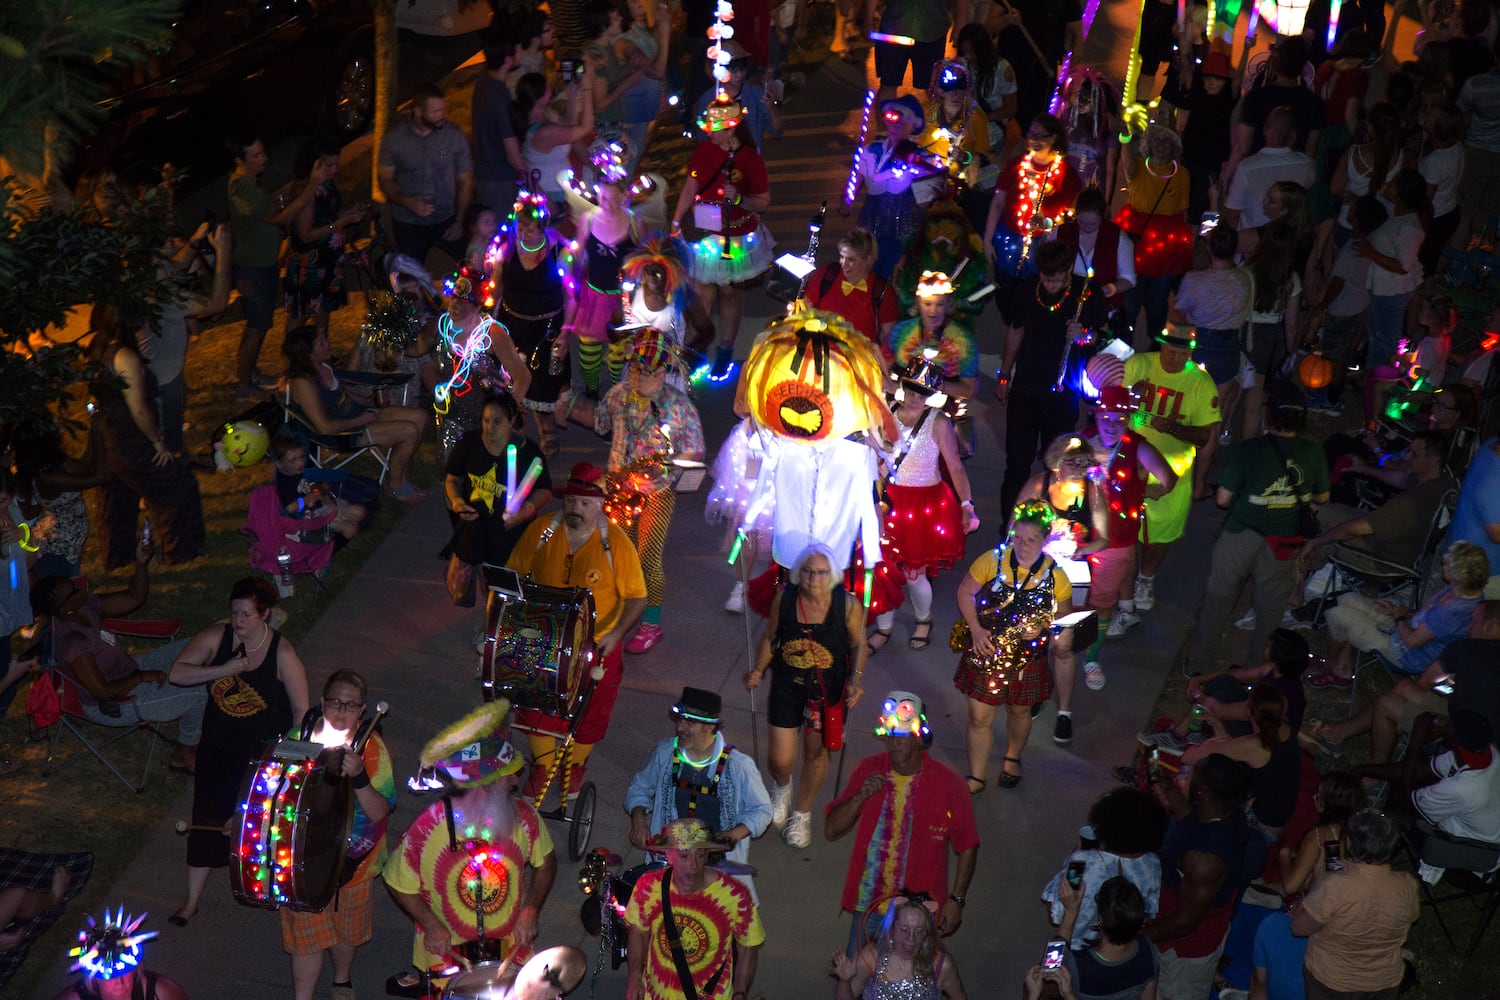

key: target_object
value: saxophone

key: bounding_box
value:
[603,450,671,528]
[968,596,1057,678]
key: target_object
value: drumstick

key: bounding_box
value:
[174,821,224,834]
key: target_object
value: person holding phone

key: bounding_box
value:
[1041,788,1167,951]
[1027,877,1159,1000]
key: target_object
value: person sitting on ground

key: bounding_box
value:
[1041,787,1168,951]
[832,890,967,1000]
[283,324,428,504]
[1140,628,1310,755]
[1272,770,1363,898]
[31,549,203,774]
[1291,807,1419,1000]
[1181,683,1303,841]
[1049,876,1160,1000]
[269,430,367,543]
[1310,540,1488,689]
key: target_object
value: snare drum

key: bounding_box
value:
[230,740,353,911]
[442,960,517,1000]
[482,583,597,719]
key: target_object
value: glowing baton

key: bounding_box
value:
[845,88,877,207]
[1326,0,1344,49]
[506,442,517,505]
[863,569,874,608]
[869,31,915,44]
[1049,51,1073,115]
[504,458,545,518]
[727,529,746,565]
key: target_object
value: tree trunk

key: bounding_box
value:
[372,0,400,202]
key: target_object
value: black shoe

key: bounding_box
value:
[1054,714,1073,745]
[1030,702,1045,720]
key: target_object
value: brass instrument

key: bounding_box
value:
[1053,267,1094,393]
[603,450,671,528]
[967,597,1057,678]
[720,143,738,261]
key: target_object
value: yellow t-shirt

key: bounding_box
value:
[506,516,648,638]
[966,548,1072,608]
[1124,350,1220,542]
[1128,162,1192,217]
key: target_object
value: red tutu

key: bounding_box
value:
[883,482,966,575]
[1114,207,1195,277]
[747,545,906,620]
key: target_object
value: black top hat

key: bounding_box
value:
[671,687,722,724]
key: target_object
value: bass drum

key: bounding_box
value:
[482,582,596,721]
[579,861,667,969]
[230,742,352,911]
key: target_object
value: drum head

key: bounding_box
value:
[291,748,355,911]
[442,960,517,1000]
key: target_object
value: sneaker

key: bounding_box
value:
[330,984,357,1000]
[1133,576,1155,611]
[1107,611,1142,638]
[783,810,812,848]
[769,782,793,828]
[1030,701,1046,720]
[1234,609,1256,630]
[710,344,735,380]
[1084,661,1106,691]
[724,581,746,614]
[1281,609,1311,630]
[1054,714,1073,745]
[1137,729,1187,753]
[1311,401,1344,417]
[625,622,664,654]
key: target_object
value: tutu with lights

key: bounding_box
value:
[685,224,777,285]
[884,482,965,573]
[705,417,775,547]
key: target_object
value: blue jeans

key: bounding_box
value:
[1365,291,1413,372]
[1123,274,1181,345]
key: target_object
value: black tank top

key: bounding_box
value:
[585,225,638,294]
[770,586,852,689]
[1248,733,1302,828]
[202,623,293,753]
[501,241,566,316]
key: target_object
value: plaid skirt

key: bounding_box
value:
[953,653,1052,707]
[280,875,376,954]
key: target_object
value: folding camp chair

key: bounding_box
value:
[1403,819,1500,957]
[279,373,411,484]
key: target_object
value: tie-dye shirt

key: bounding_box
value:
[624,868,765,1000]
[887,319,979,379]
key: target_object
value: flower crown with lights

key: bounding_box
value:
[1010,499,1058,534]
[874,691,931,741]
[69,906,157,981]
[443,261,499,312]
[915,270,954,298]
[562,137,659,206]
[512,175,550,226]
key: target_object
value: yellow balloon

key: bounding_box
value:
[221,421,270,469]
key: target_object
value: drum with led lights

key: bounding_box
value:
[481,583,597,719]
[230,740,353,911]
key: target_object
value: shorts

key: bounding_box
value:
[1397,688,1449,733]
[280,876,376,954]
[1243,320,1288,376]
[233,264,280,332]
[766,668,846,729]
[1193,327,1242,386]
[1086,545,1137,610]
[1460,144,1500,216]
[874,37,946,89]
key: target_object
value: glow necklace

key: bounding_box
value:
[1145,157,1178,180]
[518,232,547,254]
[673,736,717,769]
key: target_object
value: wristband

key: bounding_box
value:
[961,499,974,507]
[351,771,371,789]
[995,370,1010,386]
[949,893,967,907]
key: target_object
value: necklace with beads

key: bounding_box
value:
[243,622,270,654]
[1035,279,1072,312]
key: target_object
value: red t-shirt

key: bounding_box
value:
[688,141,769,237]
[803,263,900,355]
[824,751,980,913]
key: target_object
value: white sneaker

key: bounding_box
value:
[1084,661,1106,691]
[769,782,792,828]
[1133,576,1155,611]
[783,810,812,848]
[724,581,746,614]
[1107,611,1142,638]
[1234,609,1256,630]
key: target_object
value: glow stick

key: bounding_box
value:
[869,31,915,45]
[1049,51,1073,115]
[506,442,517,505]
[1326,0,1344,49]
[845,89,877,207]
[863,569,874,608]
[727,529,746,565]
[1120,0,1150,128]
[505,458,545,517]
[1082,0,1102,36]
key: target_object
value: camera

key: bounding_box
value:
[560,59,579,83]
[1065,860,1086,890]
[1043,938,1066,971]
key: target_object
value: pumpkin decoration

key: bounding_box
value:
[1298,351,1334,391]
[737,305,896,445]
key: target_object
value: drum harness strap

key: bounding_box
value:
[534,512,621,609]
[671,744,734,821]
[659,868,728,1000]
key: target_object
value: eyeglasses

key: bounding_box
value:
[324,698,365,712]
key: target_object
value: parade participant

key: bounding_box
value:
[1054,187,1133,339]
[624,688,772,885]
[52,908,189,1000]
[825,693,978,948]
[490,184,578,456]
[744,544,866,849]
[865,0,967,105]
[955,501,1079,779]
[690,40,773,148]
[283,671,395,1000]
[568,171,641,397]
[671,93,775,380]
[165,577,310,927]
[624,817,764,1000]
[441,392,553,607]
[840,96,924,277]
[558,330,705,652]
[802,229,901,354]
[869,355,980,653]
[995,239,1109,519]
[887,271,978,400]
[956,22,1018,155]
[1116,123,1194,346]
[831,892,968,1000]
[892,200,991,325]
[1060,72,1122,193]
[706,415,774,614]
[1081,386,1175,655]
[1124,326,1220,614]
[982,112,1081,307]
[385,701,557,972]
[617,240,702,391]
[916,61,989,206]
[506,463,647,798]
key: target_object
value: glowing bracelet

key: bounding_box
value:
[16,523,39,553]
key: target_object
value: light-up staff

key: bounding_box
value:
[843,88,877,208]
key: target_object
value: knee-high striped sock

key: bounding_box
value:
[577,340,606,395]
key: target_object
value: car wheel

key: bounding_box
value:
[330,52,374,136]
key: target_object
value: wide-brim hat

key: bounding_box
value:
[555,462,609,498]
[697,93,746,133]
[881,94,925,130]
[419,701,523,786]
[1154,323,1196,349]
[648,817,734,852]
[671,686,722,724]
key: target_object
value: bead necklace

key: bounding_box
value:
[1035,279,1072,312]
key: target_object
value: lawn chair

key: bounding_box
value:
[1403,818,1500,957]
[279,375,408,484]
[242,482,335,601]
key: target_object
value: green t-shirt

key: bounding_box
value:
[1222,435,1330,536]
[228,172,281,268]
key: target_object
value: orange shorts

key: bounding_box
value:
[280,877,376,955]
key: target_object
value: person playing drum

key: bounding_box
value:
[506,462,647,802]
[954,501,1077,791]
[282,670,395,1000]
[384,701,557,974]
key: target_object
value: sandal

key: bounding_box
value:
[908,618,933,650]
[1307,666,1353,689]
[1299,721,1345,756]
[996,757,1022,788]
[866,628,893,655]
[965,775,987,795]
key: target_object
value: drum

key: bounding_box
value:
[482,582,597,719]
[442,960,516,1000]
[230,739,353,911]
[580,861,666,969]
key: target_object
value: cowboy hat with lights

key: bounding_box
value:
[697,93,746,133]
[409,700,523,792]
[1154,323,1197,349]
[915,270,954,298]
[1093,384,1139,414]
[68,906,158,981]
[874,691,931,740]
